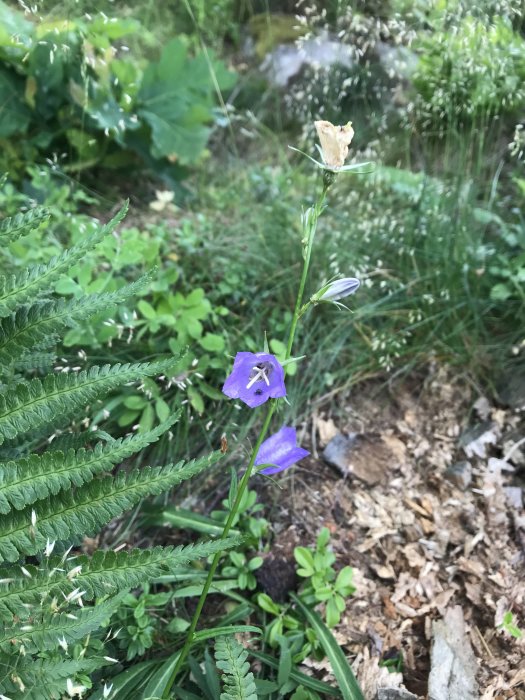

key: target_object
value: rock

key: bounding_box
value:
[428,606,478,700]
[459,421,499,459]
[375,42,418,80]
[377,689,419,700]
[504,486,523,509]
[497,368,525,410]
[260,31,355,87]
[444,461,472,490]
[323,433,398,486]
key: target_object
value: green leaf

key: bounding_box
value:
[0,357,177,445]
[143,506,240,537]
[187,386,205,414]
[0,203,129,318]
[257,593,281,616]
[291,594,364,700]
[141,650,181,700]
[490,283,512,301]
[199,333,225,352]
[0,207,49,245]
[251,650,342,697]
[278,636,293,687]
[87,660,157,700]
[0,454,223,562]
[0,593,124,652]
[294,547,315,576]
[137,39,234,165]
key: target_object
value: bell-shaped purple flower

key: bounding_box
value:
[320,277,360,301]
[255,426,309,475]
[222,352,286,408]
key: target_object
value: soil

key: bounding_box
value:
[254,363,525,699]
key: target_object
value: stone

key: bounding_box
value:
[459,421,498,459]
[323,433,396,486]
[429,606,478,700]
[260,31,355,87]
[444,461,472,490]
[377,690,419,700]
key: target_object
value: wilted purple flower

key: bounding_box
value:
[320,277,360,301]
[222,352,286,408]
[256,426,309,475]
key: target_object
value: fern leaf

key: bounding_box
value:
[0,537,241,622]
[0,413,180,512]
[0,452,222,562]
[0,592,124,652]
[0,272,153,371]
[0,358,178,445]
[0,207,50,245]
[0,654,110,700]
[215,636,257,700]
[13,351,56,373]
[0,202,128,318]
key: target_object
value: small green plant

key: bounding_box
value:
[221,550,264,591]
[294,527,356,628]
[0,3,235,182]
[498,611,523,639]
[212,486,270,547]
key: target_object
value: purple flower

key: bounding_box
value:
[320,277,360,301]
[222,352,286,408]
[256,426,309,475]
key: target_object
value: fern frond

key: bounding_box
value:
[0,654,109,700]
[215,636,257,700]
[0,358,178,445]
[0,452,222,562]
[0,537,241,621]
[0,207,50,245]
[0,202,128,318]
[14,351,56,373]
[0,272,153,371]
[0,413,180,512]
[0,592,124,652]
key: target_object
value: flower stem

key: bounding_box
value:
[163,184,328,695]
[164,405,275,694]
[285,188,327,361]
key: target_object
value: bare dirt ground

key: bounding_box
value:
[259,364,525,699]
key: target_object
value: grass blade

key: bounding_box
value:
[291,594,364,700]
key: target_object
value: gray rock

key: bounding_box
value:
[504,486,523,509]
[429,606,478,700]
[377,689,419,700]
[498,370,525,410]
[459,421,498,459]
[375,42,418,80]
[444,461,472,490]
[261,31,355,87]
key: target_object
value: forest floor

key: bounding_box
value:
[254,363,525,699]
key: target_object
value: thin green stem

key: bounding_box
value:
[285,189,327,361]
[164,405,275,693]
[163,182,329,696]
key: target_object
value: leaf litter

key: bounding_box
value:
[265,364,524,698]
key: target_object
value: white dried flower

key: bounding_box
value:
[315,120,354,168]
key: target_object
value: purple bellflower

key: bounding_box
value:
[256,426,310,475]
[222,352,286,408]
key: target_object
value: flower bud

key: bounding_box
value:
[319,277,360,301]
